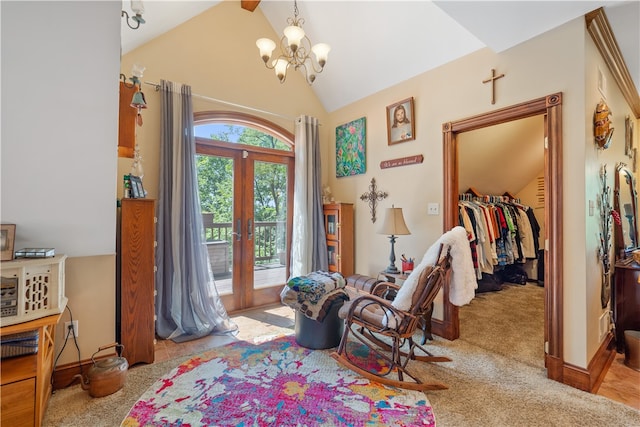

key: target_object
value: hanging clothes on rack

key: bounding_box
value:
[458,190,541,291]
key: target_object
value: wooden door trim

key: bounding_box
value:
[441,93,564,383]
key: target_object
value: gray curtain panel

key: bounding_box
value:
[290,115,328,277]
[155,80,237,342]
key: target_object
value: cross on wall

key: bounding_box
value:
[482,68,505,105]
[360,177,388,223]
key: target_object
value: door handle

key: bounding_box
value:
[232,219,241,241]
[247,219,253,240]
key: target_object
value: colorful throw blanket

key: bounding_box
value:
[281,271,348,321]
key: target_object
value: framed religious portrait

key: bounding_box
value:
[386,97,415,145]
[1,224,16,261]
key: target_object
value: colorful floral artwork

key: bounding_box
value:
[336,117,366,177]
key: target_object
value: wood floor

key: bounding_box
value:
[153,304,639,411]
[597,351,640,409]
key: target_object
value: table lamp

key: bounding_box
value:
[378,205,411,274]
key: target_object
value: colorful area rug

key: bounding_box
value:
[121,335,435,426]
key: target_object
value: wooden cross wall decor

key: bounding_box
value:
[482,68,505,105]
[360,177,388,223]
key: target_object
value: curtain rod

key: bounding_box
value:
[143,81,296,122]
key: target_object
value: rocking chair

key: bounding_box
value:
[331,244,452,391]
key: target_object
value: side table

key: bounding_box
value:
[378,271,409,284]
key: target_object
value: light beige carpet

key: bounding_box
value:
[44,285,640,426]
[460,283,545,368]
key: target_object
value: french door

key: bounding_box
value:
[196,142,293,312]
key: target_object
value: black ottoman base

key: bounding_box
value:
[294,300,344,349]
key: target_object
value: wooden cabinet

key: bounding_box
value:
[1,313,62,427]
[323,203,354,278]
[118,81,137,158]
[117,198,155,366]
[613,261,640,352]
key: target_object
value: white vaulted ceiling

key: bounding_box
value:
[121,0,639,113]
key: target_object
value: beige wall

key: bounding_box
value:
[55,256,117,363]
[116,4,640,371]
[584,24,639,361]
[458,115,545,196]
[324,16,632,368]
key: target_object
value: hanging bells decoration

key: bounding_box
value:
[130,90,147,126]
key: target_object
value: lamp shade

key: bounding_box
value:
[131,0,145,15]
[379,207,410,236]
[283,25,305,51]
[273,58,289,82]
[131,63,145,78]
[311,43,330,66]
[256,38,276,62]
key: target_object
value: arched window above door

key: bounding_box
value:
[194,111,294,152]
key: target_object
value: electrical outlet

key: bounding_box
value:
[65,320,79,338]
[427,203,439,215]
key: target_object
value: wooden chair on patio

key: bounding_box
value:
[331,244,452,391]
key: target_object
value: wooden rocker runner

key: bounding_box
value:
[331,244,452,391]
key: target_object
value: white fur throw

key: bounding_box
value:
[391,226,477,311]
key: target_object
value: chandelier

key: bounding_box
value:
[256,0,330,85]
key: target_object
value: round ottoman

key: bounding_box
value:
[295,299,345,349]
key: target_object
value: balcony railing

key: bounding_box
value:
[202,217,286,273]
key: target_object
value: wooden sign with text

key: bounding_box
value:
[380,155,424,169]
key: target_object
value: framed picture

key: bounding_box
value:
[1,224,16,261]
[386,97,415,145]
[336,117,366,177]
[129,175,145,198]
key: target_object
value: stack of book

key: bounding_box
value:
[14,248,55,258]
